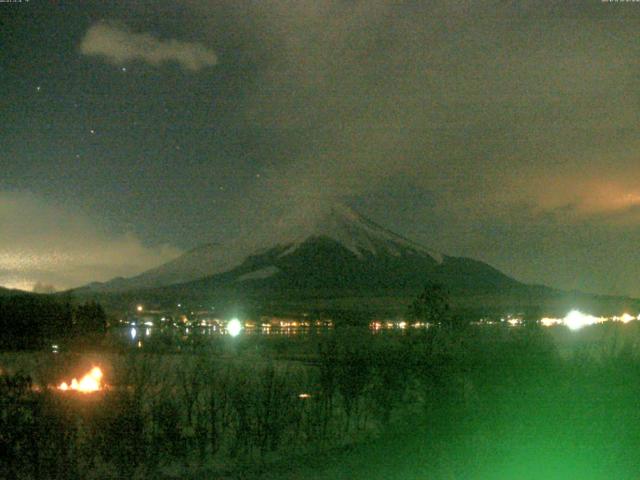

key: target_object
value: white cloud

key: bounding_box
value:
[0,192,182,291]
[79,22,217,71]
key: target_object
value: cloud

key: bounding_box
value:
[0,192,182,291]
[67,1,640,296]
[185,0,640,295]
[79,22,217,71]
[182,1,634,222]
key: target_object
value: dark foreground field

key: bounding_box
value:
[2,323,640,479]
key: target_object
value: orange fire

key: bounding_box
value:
[58,367,104,393]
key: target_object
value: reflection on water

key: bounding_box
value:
[119,323,334,340]
[111,318,338,349]
[112,308,640,350]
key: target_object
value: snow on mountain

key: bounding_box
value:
[235,266,280,282]
[274,203,443,262]
[84,242,247,291]
[130,242,241,286]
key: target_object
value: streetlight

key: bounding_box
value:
[227,318,242,337]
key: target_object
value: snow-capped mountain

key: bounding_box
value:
[83,203,522,297]
[67,204,640,316]
[86,204,438,290]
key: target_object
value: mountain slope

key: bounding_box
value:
[174,234,522,295]
[0,286,38,297]
[83,242,242,292]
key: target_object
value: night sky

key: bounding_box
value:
[1,1,639,296]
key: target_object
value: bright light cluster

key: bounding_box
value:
[614,313,636,324]
[540,317,563,327]
[226,318,242,337]
[563,310,603,330]
[540,310,640,331]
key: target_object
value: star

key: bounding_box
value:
[36,86,41,92]
[90,129,96,135]
[121,67,127,72]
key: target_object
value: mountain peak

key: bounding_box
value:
[323,202,365,223]
[275,202,443,262]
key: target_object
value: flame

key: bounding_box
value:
[57,367,104,393]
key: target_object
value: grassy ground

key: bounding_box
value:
[3,323,640,479]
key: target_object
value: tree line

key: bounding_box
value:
[0,294,106,349]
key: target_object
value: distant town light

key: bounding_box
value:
[136,305,143,312]
[619,313,635,324]
[540,312,637,328]
[130,327,137,340]
[227,318,242,337]
[540,317,562,327]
